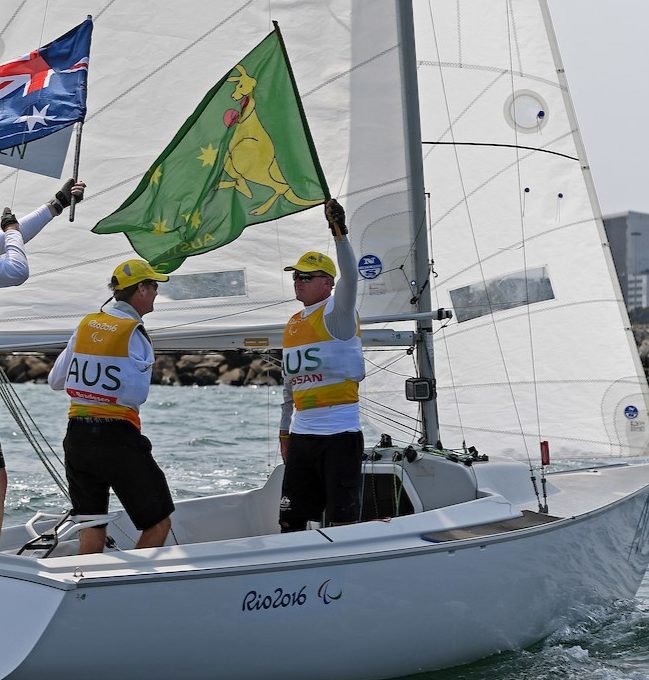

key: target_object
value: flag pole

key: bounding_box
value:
[69,14,92,222]
[68,121,83,222]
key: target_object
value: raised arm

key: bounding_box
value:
[0,180,85,254]
[323,200,358,341]
[0,209,28,287]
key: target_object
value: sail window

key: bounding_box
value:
[504,90,549,133]
[450,266,555,322]
[162,271,246,300]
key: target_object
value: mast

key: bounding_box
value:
[395,1,440,447]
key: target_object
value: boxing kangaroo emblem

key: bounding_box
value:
[218,64,321,216]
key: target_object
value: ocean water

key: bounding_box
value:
[2,383,649,680]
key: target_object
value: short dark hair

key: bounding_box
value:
[110,280,139,302]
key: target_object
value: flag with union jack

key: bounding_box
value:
[0,18,92,153]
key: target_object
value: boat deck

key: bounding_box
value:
[421,509,562,543]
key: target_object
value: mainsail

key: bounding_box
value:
[0,1,645,459]
[0,1,416,347]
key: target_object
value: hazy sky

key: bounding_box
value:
[548,0,649,216]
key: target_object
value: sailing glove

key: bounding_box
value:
[325,199,348,236]
[48,178,86,215]
[1,207,18,232]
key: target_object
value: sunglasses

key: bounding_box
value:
[142,279,159,290]
[292,272,328,282]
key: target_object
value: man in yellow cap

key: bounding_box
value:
[48,259,174,554]
[278,199,365,532]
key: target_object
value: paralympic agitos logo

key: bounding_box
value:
[317,579,342,605]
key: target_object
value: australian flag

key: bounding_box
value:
[0,18,92,151]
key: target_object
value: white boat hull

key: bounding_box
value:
[2,458,649,680]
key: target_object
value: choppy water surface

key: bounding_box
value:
[2,383,649,680]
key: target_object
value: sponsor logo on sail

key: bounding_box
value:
[358,254,382,280]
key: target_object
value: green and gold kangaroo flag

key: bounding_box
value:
[93,24,329,273]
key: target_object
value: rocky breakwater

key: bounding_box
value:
[0,350,283,387]
[152,351,282,386]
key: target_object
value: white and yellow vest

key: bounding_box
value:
[64,312,151,429]
[283,297,364,433]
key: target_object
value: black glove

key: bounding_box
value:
[49,178,85,215]
[1,207,18,232]
[325,199,348,237]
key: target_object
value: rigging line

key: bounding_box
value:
[0,0,27,37]
[8,0,56,201]
[506,0,541,471]
[150,299,294,333]
[359,405,419,432]
[363,351,414,378]
[358,407,421,438]
[266,385,273,477]
[0,380,59,462]
[1,0,33,206]
[301,44,398,100]
[427,0,533,463]
[0,382,57,473]
[399,208,430,291]
[363,348,411,378]
[87,0,255,121]
[0,375,66,474]
[427,191,467,443]
[29,247,135,278]
[360,395,420,423]
[0,372,68,496]
[364,362,412,379]
[360,400,420,425]
[508,0,523,74]
[422,141,578,162]
[94,0,119,21]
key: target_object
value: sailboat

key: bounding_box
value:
[1,1,648,679]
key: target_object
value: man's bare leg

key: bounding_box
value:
[79,526,107,554]
[136,516,171,549]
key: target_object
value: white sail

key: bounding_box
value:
[0,0,416,347]
[0,1,645,459]
[412,0,649,458]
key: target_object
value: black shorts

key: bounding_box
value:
[280,431,364,525]
[0,443,4,469]
[63,419,174,531]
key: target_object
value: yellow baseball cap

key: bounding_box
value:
[111,259,169,290]
[283,251,336,278]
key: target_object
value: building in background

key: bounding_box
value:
[603,211,649,311]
